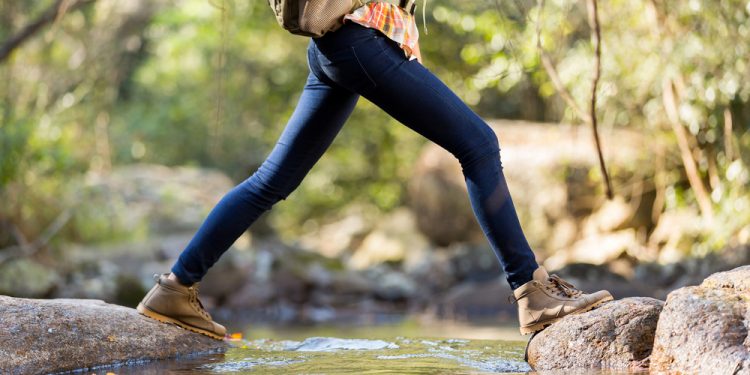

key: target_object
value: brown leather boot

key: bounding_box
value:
[512,266,613,335]
[137,273,226,340]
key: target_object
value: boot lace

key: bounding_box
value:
[544,274,583,298]
[187,284,212,321]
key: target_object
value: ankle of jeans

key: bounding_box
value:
[170,261,198,286]
[507,263,538,290]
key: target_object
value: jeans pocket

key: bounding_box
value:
[316,36,387,93]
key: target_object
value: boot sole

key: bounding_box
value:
[136,303,225,341]
[519,295,614,335]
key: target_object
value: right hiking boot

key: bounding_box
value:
[511,266,613,335]
[137,273,226,340]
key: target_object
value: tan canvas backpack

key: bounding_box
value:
[268,0,413,38]
[267,0,365,38]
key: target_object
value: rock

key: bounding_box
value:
[0,259,60,298]
[649,266,750,374]
[404,251,456,295]
[0,296,227,374]
[583,196,635,233]
[526,297,664,371]
[648,209,705,264]
[348,208,429,270]
[53,231,251,304]
[407,120,650,252]
[408,145,482,246]
[365,266,418,301]
[433,278,515,320]
[543,229,639,269]
[547,263,656,299]
[447,244,502,283]
[74,164,234,242]
[298,208,375,258]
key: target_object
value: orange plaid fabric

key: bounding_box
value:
[344,2,419,59]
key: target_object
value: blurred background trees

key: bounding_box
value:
[0,0,748,314]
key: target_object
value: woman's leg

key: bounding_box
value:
[311,25,538,289]
[171,68,359,284]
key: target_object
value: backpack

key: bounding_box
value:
[268,0,367,38]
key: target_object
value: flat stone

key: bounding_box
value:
[649,266,750,374]
[0,296,227,373]
[527,297,663,371]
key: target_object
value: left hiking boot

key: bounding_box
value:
[511,266,613,335]
[137,273,226,340]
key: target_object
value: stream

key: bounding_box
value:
[106,319,637,374]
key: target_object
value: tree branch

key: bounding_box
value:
[585,0,613,199]
[662,79,714,222]
[0,0,96,63]
[536,0,613,198]
[0,208,74,266]
[535,0,591,124]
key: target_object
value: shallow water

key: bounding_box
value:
[107,320,639,374]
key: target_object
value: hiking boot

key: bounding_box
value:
[137,273,226,340]
[512,266,613,335]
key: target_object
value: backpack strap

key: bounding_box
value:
[369,0,417,15]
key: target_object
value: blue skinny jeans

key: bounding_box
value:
[172,23,539,290]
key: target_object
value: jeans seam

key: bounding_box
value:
[351,45,378,88]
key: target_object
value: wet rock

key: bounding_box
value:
[0,296,227,374]
[527,297,663,371]
[649,266,750,374]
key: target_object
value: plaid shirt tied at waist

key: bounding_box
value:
[344,1,420,59]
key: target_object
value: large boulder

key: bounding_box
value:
[649,266,750,374]
[526,297,663,371]
[407,120,652,256]
[0,296,227,374]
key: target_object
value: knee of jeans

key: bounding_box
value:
[456,127,501,168]
[237,173,289,211]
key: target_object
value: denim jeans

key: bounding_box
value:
[172,23,539,290]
